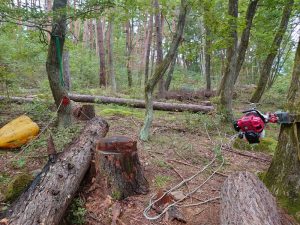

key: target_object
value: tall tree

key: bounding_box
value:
[264,35,300,219]
[217,0,238,121]
[204,24,212,91]
[96,18,106,87]
[154,0,164,98]
[250,0,294,103]
[233,0,259,84]
[140,0,188,141]
[107,19,116,92]
[144,14,154,85]
[125,20,133,88]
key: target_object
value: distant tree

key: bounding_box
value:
[250,0,294,103]
[125,20,133,88]
[144,14,154,85]
[97,18,107,87]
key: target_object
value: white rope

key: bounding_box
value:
[1,100,63,170]
[143,154,224,220]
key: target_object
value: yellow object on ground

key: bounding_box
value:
[0,115,39,149]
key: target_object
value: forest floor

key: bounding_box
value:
[0,87,291,225]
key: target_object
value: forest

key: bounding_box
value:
[0,0,300,224]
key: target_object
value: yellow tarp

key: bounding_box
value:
[0,115,39,149]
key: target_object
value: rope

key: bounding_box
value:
[54,35,65,87]
[143,154,224,220]
[0,100,63,171]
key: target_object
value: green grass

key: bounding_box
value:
[154,175,172,188]
[233,137,277,154]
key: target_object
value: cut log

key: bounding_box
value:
[220,171,295,225]
[69,94,213,113]
[72,104,95,121]
[0,95,214,113]
[2,117,109,225]
[96,136,149,199]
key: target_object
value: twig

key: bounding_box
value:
[223,147,271,162]
[180,196,220,207]
[193,205,209,217]
[168,159,200,169]
[168,163,192,203]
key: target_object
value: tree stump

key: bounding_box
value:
[72,104,95,121]
[220,171,294,225]
[96,136,149,199]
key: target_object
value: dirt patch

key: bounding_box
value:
[80,114,271,225]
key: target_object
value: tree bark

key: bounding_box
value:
[96,18,106,87]
[217,0,238,122]
[63,50,71,91]
[125,21,133,88]
[250,0,294,103]
[96,136,149,199]
[145,14,154,85]
[204,24,212,91]
[107,20,116,92]
[68,94,213,113]
[46,0,72,127]
[264,36,300,218]
[233,0,259,84]
[2,117,109,225]
[140,0,188,141]
[154,0,165,98]
[165,51,177,91]
[220,172,294,225]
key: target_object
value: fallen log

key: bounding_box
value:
[2,117,109,225]
[220,171,295,225]
[0,95,213,113]
[0,96,34,103]
[68,94,213,113]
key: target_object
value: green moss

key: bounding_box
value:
[233,137,277,154]
[4,173,34,202]
[111,190,122,200]
[96,105,143,118]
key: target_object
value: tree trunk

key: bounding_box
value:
[165,51,177,91]
[264,36,300,218]
[204,24,212,91]
[96,19,106,87]
[107,20,116,92]
[125,21,133,88]
[96,136,149,199]
[145,14,154,85]
[233,0,259,84]
[154,0,165,98]
[2,117,109,225]
[68,94,213,113]
[63,50,71,91]
[250,0,294,103]
[46,0,72,127]
[140,0,188,141]
[220,172,294,225]
[217,0,238,122]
